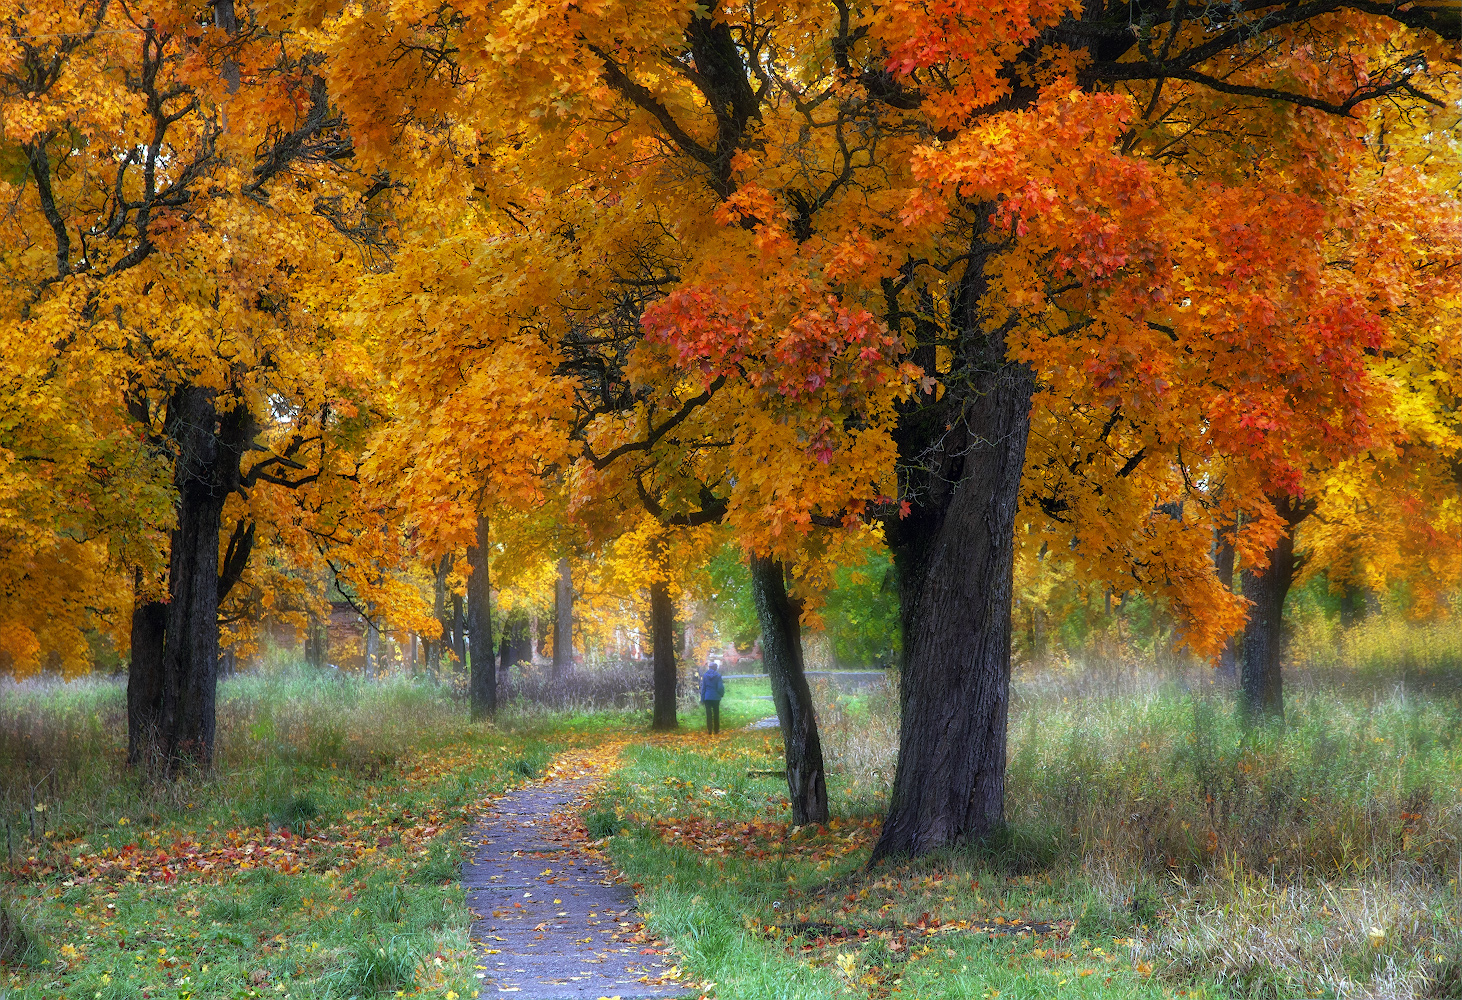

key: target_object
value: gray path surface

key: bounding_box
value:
[464,768,690,999]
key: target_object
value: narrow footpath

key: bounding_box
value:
[463,751,690,999]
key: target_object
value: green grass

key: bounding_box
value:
[0,667,645,1000]
[596,736,1191,1000]
[5,636,1460,1000]
[589,652,1462,1000]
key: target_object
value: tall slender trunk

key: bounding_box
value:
[364,615,379,676]
[1238,496,1310,723]
[452,592,466,666]
[304,614,327,668]
[1215,533,1238,684]
[429,554,450,674]
[871,216,1035,861]
[750,555,828,826]
[649,555,678,730]
[553,556,573,677]
[467,515,496,720]
[1337,575,1365,627]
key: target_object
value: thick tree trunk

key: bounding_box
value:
[553,556,573,677]
[750,555,829,826]
[649,574,678,731]
[871,216,1036,860]
[1215,534,1238,684]
[156,386,246,772]
[1238,497,1309,723]
[127,588,167,768]
[466,515,496,720]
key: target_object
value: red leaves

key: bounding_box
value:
[642,290,895,406]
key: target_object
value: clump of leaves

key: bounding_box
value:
[331,936,418,996]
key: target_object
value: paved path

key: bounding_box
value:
[463,755,690,999]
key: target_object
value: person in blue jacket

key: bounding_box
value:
[699,660,725,735]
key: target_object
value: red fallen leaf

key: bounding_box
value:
[639,948,663,955]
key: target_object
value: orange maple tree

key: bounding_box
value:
[317,0,1459,857]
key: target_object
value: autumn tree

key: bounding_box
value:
[319,0,1460,855]
[0,0,397,768]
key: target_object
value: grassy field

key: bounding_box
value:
[3,628,1460,1000]
[0,670,629,1000]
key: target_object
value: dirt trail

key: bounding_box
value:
[463,752,690,999]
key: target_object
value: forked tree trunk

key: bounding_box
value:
[466,515,496,720]
[1238,496,1310,723]
[649,574,678,731]
[153,386,247,772]
[871,217,1036,860]
[750,555,829,826]
[553,557,573,677]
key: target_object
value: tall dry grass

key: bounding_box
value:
[0,667,475,852]
[818,619,1462,998]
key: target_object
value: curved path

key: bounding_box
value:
[464,753,691,999]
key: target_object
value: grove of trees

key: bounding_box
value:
[1,0,1458,857]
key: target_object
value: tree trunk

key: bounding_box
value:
[649,573,678,731]
[429,554,450,675]
[364,615,379,676]
[156,385,247,772]
[304,614,327,668]
[1338,577,1365,627]
[452,592,466,667]
[514,613,533,666]
[870,217,1036,860]
[467,515,496,720]
[126,587,167,768]
[750,555,829,826]
[1238,496,1310,723]
[1215,533,1238,684]
[553,556,573,677]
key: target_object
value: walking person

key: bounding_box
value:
[699,659,724,735]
